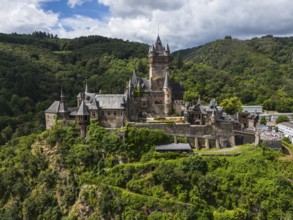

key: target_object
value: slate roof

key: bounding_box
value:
[76,100,90,116]
[45,101,69,114]
[88,98,99,110]
[154,35,165,53]
[155,143,192,151]
[95,94,126,109]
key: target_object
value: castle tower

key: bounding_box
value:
[76,96,90,138]
[148,35,170,90]
[45,87,69,129]
[58,87,69,120]
[163,72,172,116]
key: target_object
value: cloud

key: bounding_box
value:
[0,0,59,34]
[67,0,90,8]
[60,0,293,50]
[3,0,293,50]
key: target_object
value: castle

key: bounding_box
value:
[46,36,187,133]
[45,35,254,148]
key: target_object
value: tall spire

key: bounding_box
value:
[163,72,170,89]
[60,86,65,102]
[166,43,170,52]
[197,96,201,105]
[131,69,137,86]
[154,35,164,52]
[85,82,88,93]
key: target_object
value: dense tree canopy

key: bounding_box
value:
[0,124,292,219]
[276,115,290,124]
[220,97,243,115]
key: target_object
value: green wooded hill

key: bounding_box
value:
[172,35,293,109]
[0,32,293,143]
[0,123,293,219]
[0,32,149,144]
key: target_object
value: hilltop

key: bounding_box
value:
[0,32,293,143]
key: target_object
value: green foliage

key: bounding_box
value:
[1,124,293,219]
[260,116,267,125]
[220,96,242,115]
[276,115,290,124]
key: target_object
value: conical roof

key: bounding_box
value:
[163,73,171,89]
[197,96,201,105]
[131,69,137,86]
[85,82,88,93]
[59,87,69,113]
[154,35,164,52]
[76,100,90,116]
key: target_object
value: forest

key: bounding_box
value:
[0,123,292,219]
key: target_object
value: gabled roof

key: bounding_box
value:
[95,94,126,109]
[76,100,90,116]
[45,101,61,113]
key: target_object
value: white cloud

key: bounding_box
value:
[3,0,293,50]
[67,0,90,8]
[0,0,59,34]
[60,0,293,50]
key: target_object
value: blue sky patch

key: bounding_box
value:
[41,0,110,20]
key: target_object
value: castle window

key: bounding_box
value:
[114,111,117,116]
[101,111,104,116]
[107,111,110,116]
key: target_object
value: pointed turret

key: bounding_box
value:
[163,73,172,116]
[163,72,170,89]
[154,35,164,53]
[131,69,137,86]
[58,87,69,115]
[197,96,201,105]
[76,99,90,138]
[166,44,170,52]
[85,81,88,93]
[60,87,65,102]
[76,100,89,116]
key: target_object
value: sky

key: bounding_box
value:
[2,0,293,51]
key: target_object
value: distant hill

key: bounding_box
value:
[171,35,293,110]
